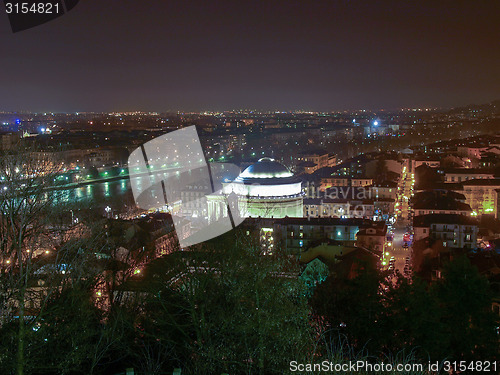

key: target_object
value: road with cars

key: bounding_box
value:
[384,163,414,276]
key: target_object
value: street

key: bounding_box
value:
[383,163,414,276]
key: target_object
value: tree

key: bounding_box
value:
[163,230,315,374]
[311,257,387,355]
[0,148,66,375]
[379,275,444,358]
[25,282,104,374]
[0,147,100,375]
[431,256,499,361]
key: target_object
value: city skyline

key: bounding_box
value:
[1,2,500,374]
[0,97,499,115]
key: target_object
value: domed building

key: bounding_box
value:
[207,157,304,221]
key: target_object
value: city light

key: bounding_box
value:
[0,2,498,372]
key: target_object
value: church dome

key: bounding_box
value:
[223,157,302,198]
[239,157,293,179]
[219,157,304,217]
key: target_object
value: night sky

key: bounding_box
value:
[1,0,499,112]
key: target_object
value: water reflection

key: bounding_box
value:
[52,178,134,212]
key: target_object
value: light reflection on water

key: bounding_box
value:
[54,178,135,212]
[53,168,216,213]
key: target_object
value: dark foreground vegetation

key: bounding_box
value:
[0,149,498,374]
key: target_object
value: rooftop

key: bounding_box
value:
[413,199,472,212]
[461,178,500,187]
[235,157,301,185]
[239,157,293,179]
[413,214,478,227]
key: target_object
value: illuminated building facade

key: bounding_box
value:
[206,157,304,221]
[456,178,500,217]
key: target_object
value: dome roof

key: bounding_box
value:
[223,157,303,196]
[233,157,301,185]
[239,157,293,179]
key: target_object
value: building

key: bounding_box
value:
[413,189,467,203]
[456,178,500,217]
[441,168,494,183]
[296,161,319,174]
[296,151,329,169]
[457,145,494,160]
[207,157,304,220]
[87,147,127,167]
[135,212,184,256]
[370,181,398,200]
[244,216,386,255]
[356,226,387,253]
[304,198,375,219]
[497,189,500,220]
[0,133,20,150]
[180,178,212,219]
[320,176,373,189]
[413,214,478,249]
[365,159,404,177]
[411,158,440,171]
[412,191,472,217]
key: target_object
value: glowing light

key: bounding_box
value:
[373,121,379,126]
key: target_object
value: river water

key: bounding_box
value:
[54,178,136,214]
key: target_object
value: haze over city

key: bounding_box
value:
[1,0,500,112]
[1,2,500,375]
